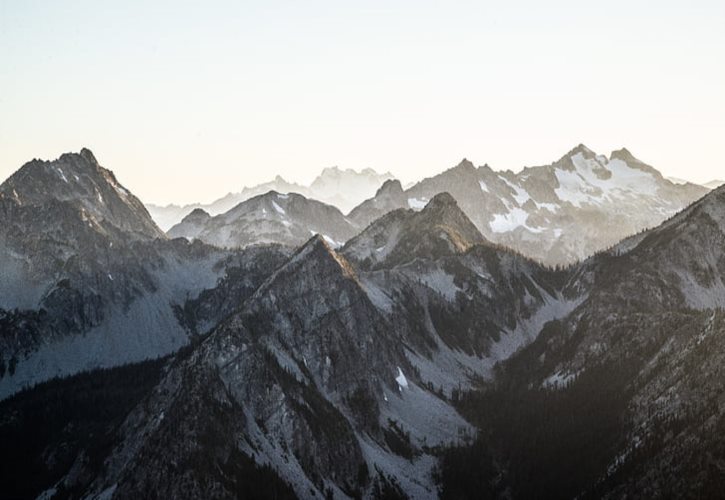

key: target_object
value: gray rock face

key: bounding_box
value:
[0,151,286,399]
[76,186,725,499]
[349,145,708,265]
[0,148,164,240]
[4,149,725,499]
[168,191,358,249]
[344,192,487,269]
[486,185,725,498]
[69,198,575,498]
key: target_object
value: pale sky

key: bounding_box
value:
[1,0,723,205]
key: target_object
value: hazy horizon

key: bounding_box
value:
[2,0,723,205]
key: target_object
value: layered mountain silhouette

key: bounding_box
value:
[1,148,724,499]
[147,167,394,230]
[349,145,708,265]
[150,145,706,266]
[17,193,571,498]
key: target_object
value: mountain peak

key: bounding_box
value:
[609,148,662,177]
[423,191,459,211]
[1,149,165,242]
[610,147,637,163]
[184,208,211,221]
[565,143,596,159]
[79,147,99,166]
[553,143,597,171]
[376,178,404,197]
[343,190,485,268]
[454,158,476,171]
[304,232,328,248]
[320,166,342,176]
[262,233,358,293]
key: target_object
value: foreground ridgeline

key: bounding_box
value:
[1,149,724,498]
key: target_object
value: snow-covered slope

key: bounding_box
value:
[350,145,708,265]
[168,191,358,249]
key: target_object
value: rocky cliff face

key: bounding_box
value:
[54,195,579,499]
[436,185,725,499]
[0,151,286,399]
[0,148,164,240]
[344,192,486,269]
[73,236,472,498]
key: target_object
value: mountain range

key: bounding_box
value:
[146,167,395,231]
[1,148,724,499]
[157,145,709,266]
[349,145,709,265]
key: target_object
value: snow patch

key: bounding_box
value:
[501,176,530,205]
[555,153,658,207]
[537,202,560,213]
[55,167,68,183]
[490,208,543,234]
[395,367,408,390]
[322,234,342,248]
[271,200,286,215]
[408,197,427,210]
[487,291,585,364]
[543,370,577,389]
